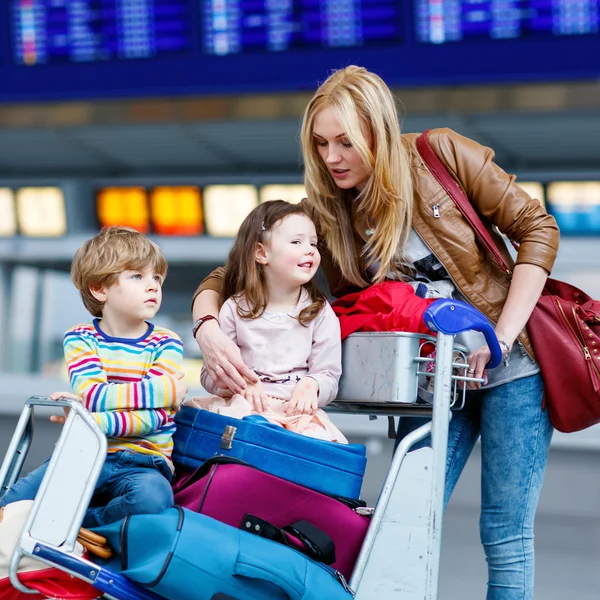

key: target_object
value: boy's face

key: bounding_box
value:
[95,267,163,322]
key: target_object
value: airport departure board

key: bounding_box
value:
[416,0,600,43]
[201,0,401,55]
[0,1,599,102]
[12,0,190,65]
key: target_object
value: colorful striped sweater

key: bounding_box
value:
[64,320,184,468]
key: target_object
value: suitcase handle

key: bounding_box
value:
[241,514,336,565]
[233,559,302,600]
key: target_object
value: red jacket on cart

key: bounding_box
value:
[331,281,436,340]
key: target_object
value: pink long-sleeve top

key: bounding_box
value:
[201,290,342,407]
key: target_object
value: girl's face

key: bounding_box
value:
[312,106,373,192]
[256,214,320,291]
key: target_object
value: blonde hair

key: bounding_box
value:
[222,200,326,326]
[300,65,414,287]
[71,226,168,317]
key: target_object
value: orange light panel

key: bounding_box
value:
[17,187,66,237]
[203,185,259,237]
[97,187,149,233]
[260,184,307,205]
[518,182,545,207]
[150,186,203,235]
[0,189,16,236]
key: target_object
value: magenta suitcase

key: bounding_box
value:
[172,456,371,579]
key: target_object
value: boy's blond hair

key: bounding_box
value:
[71,227,168,317]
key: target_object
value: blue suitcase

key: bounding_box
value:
[93,506,354,600]
[173,407,366,499]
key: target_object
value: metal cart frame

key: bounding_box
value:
[0,298,501,599]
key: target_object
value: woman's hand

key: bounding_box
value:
[197,320,258,394]
[465,339,511,390]
[286,378,319,416]
[465,345,490,390]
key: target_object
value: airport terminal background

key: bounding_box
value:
[1,1,600,598]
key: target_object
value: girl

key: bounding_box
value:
[192,67,559,599]
[190,200,346,443]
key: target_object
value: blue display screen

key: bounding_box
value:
[416,0,599,43]
[201,0,402,55]
[12,0,191,64]
[0,1,598,102]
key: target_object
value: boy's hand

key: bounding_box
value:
[286,378,319,416]
[173,371,188,411]
[48,391,82,425]
[242,381,268,413]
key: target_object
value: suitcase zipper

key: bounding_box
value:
[354,507,375,517]
[335,570,355,594]
[187,455,370,511]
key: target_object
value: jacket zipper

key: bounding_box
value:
[431,196,451,219]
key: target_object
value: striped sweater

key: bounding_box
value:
[64,320,184,468]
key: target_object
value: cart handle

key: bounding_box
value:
[423,299,503,369]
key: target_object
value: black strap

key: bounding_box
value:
[240,514,336,565]
[285,520,336,565]
[387,416,397,439]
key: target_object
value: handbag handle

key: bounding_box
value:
[416,130,512,275]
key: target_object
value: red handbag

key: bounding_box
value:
[417,130,600,433]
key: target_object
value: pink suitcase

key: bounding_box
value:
[173,456,371,579]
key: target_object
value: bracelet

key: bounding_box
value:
[498,339,511,367]
[192,315,218,338]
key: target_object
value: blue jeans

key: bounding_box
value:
[0,450,174,528]
[396,373,552,600]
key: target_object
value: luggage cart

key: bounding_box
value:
[0,298,500,599]
[333,298,501,600]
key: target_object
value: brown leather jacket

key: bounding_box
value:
[194,128,560,359]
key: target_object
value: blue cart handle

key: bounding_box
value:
[423,299,503,369]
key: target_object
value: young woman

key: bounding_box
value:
[192,66,559,599]
[190,200,346,442]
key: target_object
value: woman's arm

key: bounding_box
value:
[466,263,547,388]
[427,129,559,388]
[192,281,258,394]
[494,263,547,348]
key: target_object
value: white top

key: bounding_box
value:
[201,289,342,406]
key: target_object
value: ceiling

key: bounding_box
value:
[0,83,599,179]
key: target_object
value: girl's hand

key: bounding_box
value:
[243,382,269,413]
[197,321,258,394]
[286,378,319,416]
[48,391,82,425]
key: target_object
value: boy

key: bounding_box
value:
[0,227,186,527]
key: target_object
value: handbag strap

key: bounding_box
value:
[416,130,512,275]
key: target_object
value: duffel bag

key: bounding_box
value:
[172,456,371,580]
[93,506,354,600]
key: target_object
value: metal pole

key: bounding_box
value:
[426,331,454,599]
